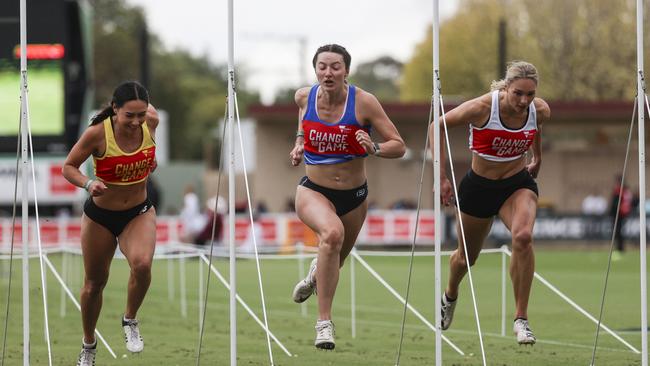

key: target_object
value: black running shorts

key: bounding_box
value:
[457,169,538,218]
[83,198,153,237]
[298,176,368,217]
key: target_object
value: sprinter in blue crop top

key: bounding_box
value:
[289,44,405,350]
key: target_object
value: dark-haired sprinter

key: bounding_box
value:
[63,81,158,365]
[289,44,405,350]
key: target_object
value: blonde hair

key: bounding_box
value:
[490,61,539,91]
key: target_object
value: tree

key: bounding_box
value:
[273,87,298,105]
[92,0,146,104]
[349,56,403,101]
[401,0,503,102]
[512,0,638,100]
[400,0,646,102]
[91,0,259,160]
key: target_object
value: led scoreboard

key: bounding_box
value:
[0,0,91,153]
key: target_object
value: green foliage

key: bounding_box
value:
[349,56,403,101]
[91,0,259,160]
[273,86,298,105]
[400,0,648,101]
[511,0,638,100]
[92,0,146,103]
[149,50,227,160]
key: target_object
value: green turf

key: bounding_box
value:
[0,248,644,365]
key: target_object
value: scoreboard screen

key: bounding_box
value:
[0,0,89,153]
[0,48,65,136]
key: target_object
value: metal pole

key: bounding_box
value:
[198,256,204,337]
[351,248,356,339]
[227,0,237,363]
[19,0,30,362]
[296,243,307,317]
[501,245,507,337]
[432,0,442,365]
[167,258,174,302]
[180,256,187,318]
[636,0,647,364]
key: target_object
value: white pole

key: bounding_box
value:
[351,248,356,339]
[296,243,307,317]
[180,256,187,318]
[432,0,442,365]
[227,0,237,363]
[41,241,47,335]
[59,221,68,318]
[60,249,68,318]
[19,0,30,363]
[167,257,174,302]
[636,0,647,364]
[198,256,204,337]
[501,245,507,337]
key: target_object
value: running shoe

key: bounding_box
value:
[314,319,335,350]
[513,318,536,345]
[76,342,97,366]
[292,257,317,303]
[122,317,144,353]
[441,293,457,330]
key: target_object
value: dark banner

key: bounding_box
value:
[446,214,644,242]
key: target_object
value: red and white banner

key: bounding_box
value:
[0,210,442,250]
[0,158,87,204]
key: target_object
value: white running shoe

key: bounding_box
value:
[513,318,536,345]
[122,317,144,353]
[76,344,97,366]
[314,320,335,350]
[292,258,317,303]
[440,293,457,330]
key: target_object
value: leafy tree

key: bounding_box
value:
[511,0,638,100]
[92,0,146,104]
[400,0,648,102]
[401,0,502,102]
[349,56,403,101]
[91,0,259,160]
[273,86,298,104]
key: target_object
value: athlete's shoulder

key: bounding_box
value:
[472,92,493,111]
[353,86,381,108]
[85,120,106,139]
[533,97,551,121]
[456,92,493,120]
[295,87,311,108]
[78,120,107,151]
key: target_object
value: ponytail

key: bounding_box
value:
[90,105,114,125]
[490,79,507,91]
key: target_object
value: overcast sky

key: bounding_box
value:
[126,0,459,104]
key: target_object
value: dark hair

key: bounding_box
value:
[312,44,351,72]
[90,81,149,125]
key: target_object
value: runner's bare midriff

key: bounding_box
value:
[305,158,366,189]
[92,180,148,210]
[471,153,528,180]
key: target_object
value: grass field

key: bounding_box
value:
[0,247,644,365]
